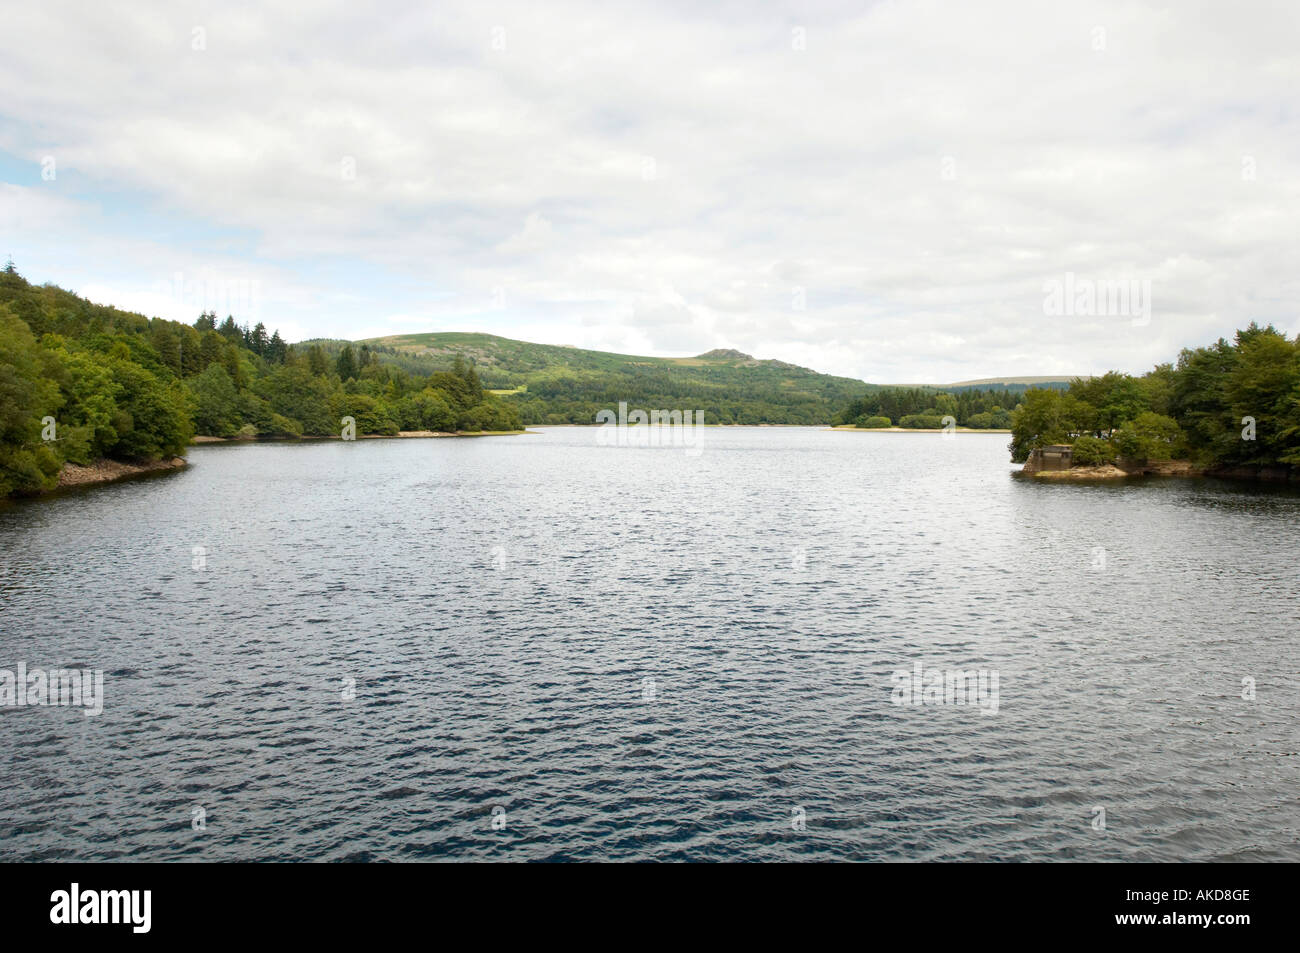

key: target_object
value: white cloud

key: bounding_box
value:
[1,0,1297,382]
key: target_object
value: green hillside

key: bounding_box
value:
[0,266,521,496]
[308,332,879,425]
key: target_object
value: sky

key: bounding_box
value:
[1,0,1297,384]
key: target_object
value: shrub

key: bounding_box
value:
[857,415,892,428]
[264,413,303,438]
[1131,411,1184,460]
[899,414,945,429]
[1113,412,1185,462]
[1070,434,1115,466]
[340,393,399,436]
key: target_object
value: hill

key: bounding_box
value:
[304,331,880,425]
[943,376,1083,390]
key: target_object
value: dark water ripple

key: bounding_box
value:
[1,427,1298,861]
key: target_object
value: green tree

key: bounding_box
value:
[1113,412,1184,462]
[106,359,192,459]
[1223,324,1300,465]
[857,415,893,428]
[46,341,124,462]
[254,364,338,435]
[187,364,243,437]
[338,393,398,435]
[336,345,359,382]
[402,388,457,431]
[1070,434,1116,465]
[306,344,329,377]
[0,306,63,494]
[1008,389,1090,462]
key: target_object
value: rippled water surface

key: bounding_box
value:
[2,427,1298,861]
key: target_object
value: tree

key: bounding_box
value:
[1070,372,1146,436]
[338,393,398,435]
[1070,434,1116,466]
[0,305,63,494]
[186,364,242,437]
[402,389,456,431]
[253,364,338,435]
[465,363,484,403]
[217,315,242,342]
[1011,390,1073,462]
[336,345,359,382]
[1170,341,1229,459]
[1224,324,1300,465]
[250,322,270,357]
[106,358,192,459]
[46,341,124,462]
[306,344,329,377]
[1113,412,1184,462]
[268,330,288,364]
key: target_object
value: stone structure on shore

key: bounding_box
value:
[1022,445,1073,473]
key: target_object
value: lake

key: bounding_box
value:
[1,427,1298,861]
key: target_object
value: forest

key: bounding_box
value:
[0,263,521,497]
[1007,323,1300,469]
[832,386,1022,429]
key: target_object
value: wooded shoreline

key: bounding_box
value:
[191,429,528,443]
[26,430,531,497]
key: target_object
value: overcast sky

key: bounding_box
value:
[2,0,1297,383]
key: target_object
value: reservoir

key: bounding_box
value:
[1,427,1297,861]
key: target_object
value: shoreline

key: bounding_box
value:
[190,429,530,445]
[55,456,189,491]
[22,435,1297,502]
[519,423,821,429]
[829,425,1012,434]
[1020,460,1299,484]
[14,431,531,501]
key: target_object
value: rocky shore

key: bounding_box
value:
[1022,458,1297,483]
[1025,464,1132,480]
[56,456,188,489]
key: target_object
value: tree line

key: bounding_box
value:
[0,263,521,497]
[833,386,1022,429]
[1008,323,1300,469]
